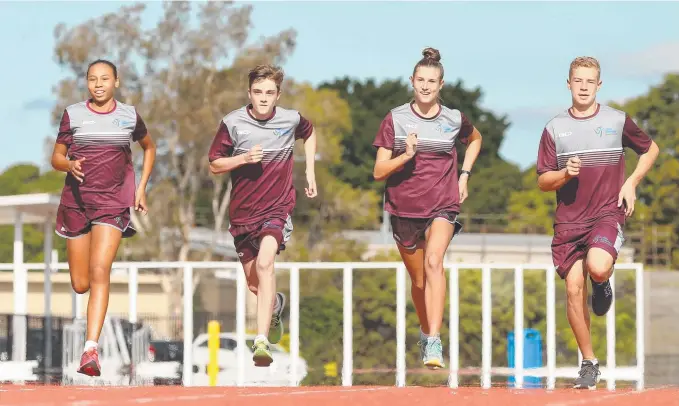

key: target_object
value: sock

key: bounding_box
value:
[273,293,281,314]
[420,328,429,341]
[255,334,269,345]
[84,340,98,351]
[584,358,598,365]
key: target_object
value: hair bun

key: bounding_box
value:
[422,47,441,62]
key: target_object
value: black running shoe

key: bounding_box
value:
[573,359,601,389]
[590,277,613,316]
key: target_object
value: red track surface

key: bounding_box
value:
[1,385,678,406]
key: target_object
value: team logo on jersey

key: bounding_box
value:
[113,119,135,128]
[594,126,617,137]
[436,123,454,133]
[273,127,293,137]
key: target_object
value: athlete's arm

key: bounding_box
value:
[208,121,254,175]
[209,153,249,175]
[303,129,317,175]
[136,133,156,193]
[373,147,413,181]
[622,115,660,187]
[51,143,71,173]
[536,127,574,192]
[618,115,660,216]
[460,127,482,173]
[627,140,659,187]
[52,138,87,184]
[51,109,84,180]
[538,169,572,192]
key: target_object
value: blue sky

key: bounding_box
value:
[1,1,678,172]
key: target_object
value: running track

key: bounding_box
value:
[1,385,678,406]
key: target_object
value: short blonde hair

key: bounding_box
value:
[569,56,601,79]
[248,64,284,91]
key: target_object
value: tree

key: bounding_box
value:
[280,82,380,251]
[50,1,299,316]
[611,73,679,267]
[506,165,556,234]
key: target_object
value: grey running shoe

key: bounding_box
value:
[268,292,286,344]
[573,360,601,389]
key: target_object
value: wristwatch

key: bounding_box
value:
[460,169,471,178]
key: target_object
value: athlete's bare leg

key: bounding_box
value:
[396,242,429,334]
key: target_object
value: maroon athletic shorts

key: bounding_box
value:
[551,213,626,279]
[389,211,463,250]
[55,204,136,239]
[229,215,293,263]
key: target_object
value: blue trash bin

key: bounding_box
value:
[507,328,543,388]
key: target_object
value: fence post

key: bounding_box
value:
[396,264,406,387]
[481,266,492,389]
[236,262,246,387]
[289,266,300,386]
[514,266,524,389]
[606,272,616,390]
[635,264,645,391]
[182,265,194,387]
[546,266,556,390]
[448,266,459,388]
[342,266,353,387]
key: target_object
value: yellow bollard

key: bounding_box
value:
[207,320,220,386]
[324,361,338,378]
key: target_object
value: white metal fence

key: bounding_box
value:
[4,261,644,390]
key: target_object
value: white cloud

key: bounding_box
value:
[504,105,565,129]
[615,42,679,77]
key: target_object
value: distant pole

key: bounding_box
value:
[381,192,389,243]
[207,320,220,386]
[43,218,54,383]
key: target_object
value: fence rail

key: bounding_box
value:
[5,261,645,390]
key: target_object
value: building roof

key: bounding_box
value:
[0,193,60,225]
[342,230,555,248]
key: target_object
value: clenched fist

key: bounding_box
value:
[405,133,418,157]
[245,145,263,164]
[566,156,581,177]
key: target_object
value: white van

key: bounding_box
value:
[191,332,308,386]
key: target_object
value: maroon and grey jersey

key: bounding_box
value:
[208,105,314,226]
[373,102,474,218]
[537,104,652,227]
[56,100,148,209]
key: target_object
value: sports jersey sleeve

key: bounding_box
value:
[457,112,474,145]
[536,128,558,175]
[55,110,73,149]
[295,114,314,140]
[373,112,395,150]
[131,112,148,142]
[622,115,652,155]
[208,121,234,162]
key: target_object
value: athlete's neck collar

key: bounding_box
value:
[409,101,442,120]
[568,103,600,120]
[86,98,117,115]
[246,104,277,122]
